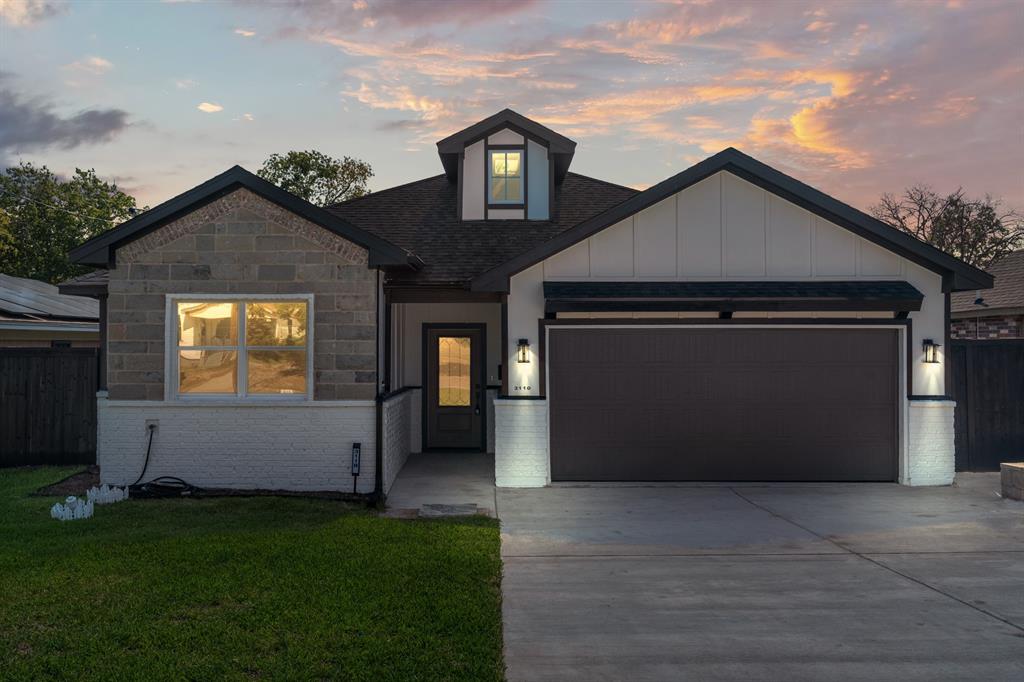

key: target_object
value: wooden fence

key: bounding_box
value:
[951,340,1024,471]
[0,348,98,466]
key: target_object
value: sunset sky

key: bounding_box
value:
[1,0,1021,214]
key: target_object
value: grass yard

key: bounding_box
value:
[0,467,504,681]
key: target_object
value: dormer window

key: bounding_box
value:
[489,149,523,205]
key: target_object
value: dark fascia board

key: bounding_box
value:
[437,108,577,182]
[436,108,576,154]
[69,165,415,269]
[470,147,995,293]
[57,281,108,298]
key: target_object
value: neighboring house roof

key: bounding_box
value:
[469,147,994,294]
[69,165,416,269]
[436,108,577,183]
[951,249,1024,317]
[0,273,99,332]
[327,172,638,286]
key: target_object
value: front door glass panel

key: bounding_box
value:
[438,336,471,406]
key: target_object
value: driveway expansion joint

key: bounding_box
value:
[727,486,1024,634]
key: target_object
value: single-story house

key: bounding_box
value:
[0,273,99,347]
[951,249,1023,339]
[61,109,993,496]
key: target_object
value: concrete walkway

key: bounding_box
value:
[385,452,496,517]
[498,475,1024,681]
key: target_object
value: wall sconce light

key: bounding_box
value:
[922,339,941,364]
[517,338,531,363]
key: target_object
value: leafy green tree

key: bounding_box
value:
[257,150,372,207]
[872,185,1022,268]
[0,163,137,283]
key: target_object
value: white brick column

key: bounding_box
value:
[904,399,956,486]
[494,398,548,487]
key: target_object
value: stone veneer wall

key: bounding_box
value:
[951,315,1023,339]
[106,188,377,400]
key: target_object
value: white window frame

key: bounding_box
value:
[165,293,315,402]
[488,149,524,205]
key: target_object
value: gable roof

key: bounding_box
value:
[436,108,577,183]
[951,249,1024,315]
[69,166,416,269]
[469,147,995,293]
[327,172,638,286]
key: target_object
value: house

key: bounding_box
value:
[61,109,993,496]
[0,273,99,347]
[951,249,1024,339]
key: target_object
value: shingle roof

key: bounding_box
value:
[0,273,99,321]
[951,250,1024,314]
[327,172,638,286]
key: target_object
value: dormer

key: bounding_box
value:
[437,109,577,221]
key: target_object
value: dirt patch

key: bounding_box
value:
[34,467,100,496]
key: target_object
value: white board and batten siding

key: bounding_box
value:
[507,171,947,397]
[461,128,549,221]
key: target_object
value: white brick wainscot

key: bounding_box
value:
[494,398,549,487]
[97,393,377,493]
[904,399,957,486]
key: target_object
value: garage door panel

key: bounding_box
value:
[549,328,897,481]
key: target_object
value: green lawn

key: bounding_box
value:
[0,467,504,681]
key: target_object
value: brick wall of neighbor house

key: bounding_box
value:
[106,188,377,401]
[381,390,413,495]
[97,397,376,493]
[951,315,1024,339]
[905,400,956,486]
[494,399,548,487]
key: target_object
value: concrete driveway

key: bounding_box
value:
[497,476,1024,681]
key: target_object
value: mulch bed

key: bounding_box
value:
[33,466,100,496]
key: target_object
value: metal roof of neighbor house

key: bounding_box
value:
[470,147,994,294]
[68,165,415,269]
[951,249,1024,316]
[0,273,99,321]
[327,172,638,286]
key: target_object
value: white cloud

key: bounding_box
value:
[64,56,113,75]
[0,0,65,26]
[175,78,197,90]
[197,102,223,113]
[234,28,256,37]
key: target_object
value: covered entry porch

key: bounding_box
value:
[378,290,503,497]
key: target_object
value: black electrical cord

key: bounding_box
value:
[131,423,157,487]
[128,424,200,498]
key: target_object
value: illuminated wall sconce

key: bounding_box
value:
[517,338,531,363]
[922,339,941,363]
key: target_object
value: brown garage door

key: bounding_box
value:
[548,328,898,481]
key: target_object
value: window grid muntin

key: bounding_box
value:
[173,297,311,400]
[489,149,523,204]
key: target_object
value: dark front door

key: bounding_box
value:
[548,327,898,482]
[425,325,485,450]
